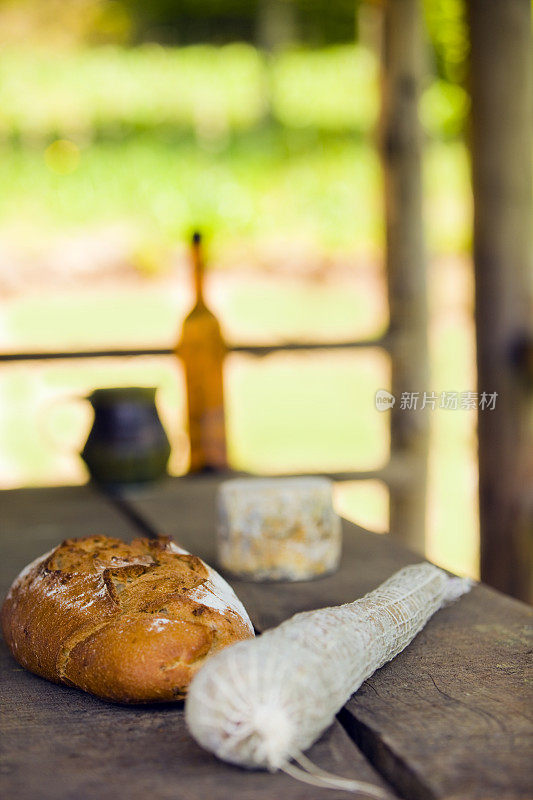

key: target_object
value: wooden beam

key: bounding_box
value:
[468,0,533,602]
[0,337,389,364]
[380,0,429,553]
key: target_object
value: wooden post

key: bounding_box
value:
[381,0,429,553]
[468,0,533,601]
[256,0,297,51]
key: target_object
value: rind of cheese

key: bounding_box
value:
[217,477,342,582]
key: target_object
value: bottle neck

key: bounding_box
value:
[192,239,205,306]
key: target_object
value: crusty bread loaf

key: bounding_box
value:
[1,534,254,703]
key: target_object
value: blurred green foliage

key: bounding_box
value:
[101,0,357,46]
[423,0,469,84]
[0,44,471,253]
[0,2,471,255]
[0,133,470,254]
[0,0,469,81]
[0,44,468,143]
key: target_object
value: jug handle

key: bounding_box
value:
[39,394,93,456]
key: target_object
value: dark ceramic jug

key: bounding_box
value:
[81,387,171,485]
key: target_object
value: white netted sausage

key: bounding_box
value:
[186,563,472,794]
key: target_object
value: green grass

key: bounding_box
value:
[5,290,181,349]
[0,135,470,254]
[226,350,389,474]
[0,133,382,249]
[0,43,471,253]
[0,44,379,141]
[0,43,469,141]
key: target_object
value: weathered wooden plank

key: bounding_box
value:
[1,661,393,800]
[123,476,533,799]
[343,589,533,800]
[120,476,417,630]
[0,484,396,800]
[0,485,134,595]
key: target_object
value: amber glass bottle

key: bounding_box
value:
[178,232,227,472]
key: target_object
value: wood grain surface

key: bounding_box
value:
[123,475,533,800]
[2,478,532,799]
[0,483,397,800]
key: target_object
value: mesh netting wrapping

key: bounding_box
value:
[186,563,472,793]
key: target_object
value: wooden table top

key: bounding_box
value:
[1,477,532,800]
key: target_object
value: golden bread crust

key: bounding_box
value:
[1,535,253,703]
